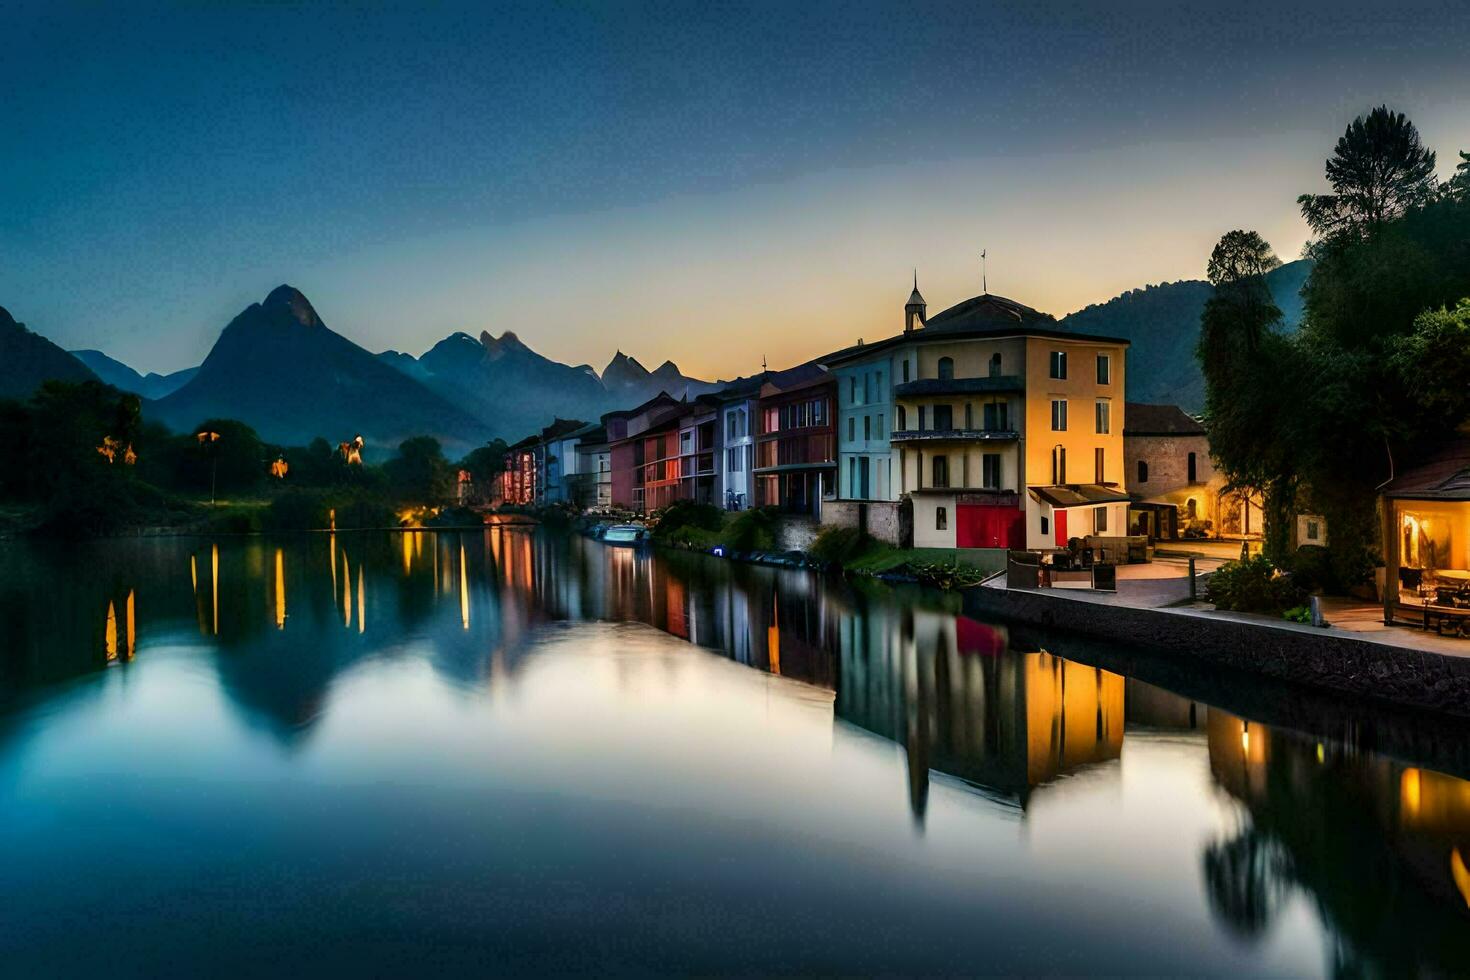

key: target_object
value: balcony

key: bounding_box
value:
[893,375,1024,398]
[890,428,1019,444]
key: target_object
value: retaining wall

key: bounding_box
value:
[819,500,902,546]
[964,586,1470,719]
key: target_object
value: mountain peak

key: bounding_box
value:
[0,305,14,328]
[262,285,322,328]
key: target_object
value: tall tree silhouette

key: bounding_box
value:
[1298,106,1437,245]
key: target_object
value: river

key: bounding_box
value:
[0,529,1466,975]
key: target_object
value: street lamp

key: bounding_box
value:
[196,430,221,505]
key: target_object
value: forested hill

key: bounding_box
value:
[1057,259,1310,411]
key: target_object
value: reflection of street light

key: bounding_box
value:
[196,430,221,505]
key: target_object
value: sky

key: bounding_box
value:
[3,0,1469,379]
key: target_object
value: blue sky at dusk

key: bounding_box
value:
[4,0,1469,377]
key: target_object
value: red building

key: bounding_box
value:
[605,393,684,512]
[754,364,836,515]
[499,435,539,505]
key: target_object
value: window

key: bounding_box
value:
[876,370,883,393]
[1187,451,1198,483]
[1186,497,1198,519]
[1052,446,1067,484]
[848,417,856,441]
[984,401,1009,431]
[936,506,947,531]
[877,414,885,438]
[1137,460,1148,483]
[937,357,954,381]
[1095,447,1104,483]
[727,447,743,472]
[1050,350,1067,380]
[864,372,872,404]
[850,377,858,404]
[1051,399,1068,431]
[680,431,694,455]
[897,406,907,430]
[989,352,1002,377]
[982,453,1001,489]
[933,404,952,430]
[902,359,910,383]
[964,403,973,429]
[1041,514,1050,535]
[849,457,857,496]
[1094,506,1108,533]
[763,407,779,433]
[1095,399,1110,434]
[1096,354,1111,385]
[919,406,927,430]
[932,454,949,488]
[863,416,872,440]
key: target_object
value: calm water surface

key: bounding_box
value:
[1,529,1467,975]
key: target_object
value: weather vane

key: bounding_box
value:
[981,249,988,294]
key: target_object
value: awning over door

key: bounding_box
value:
[1028,484,1132,509]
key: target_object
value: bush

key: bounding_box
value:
[809,525,875,565]
[909,558,991,591]
[1282,605,1312,624]
[651,500,724,542]
[724,507,780,552]
[1205,555,1306,613]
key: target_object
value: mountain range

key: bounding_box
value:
[70,349,198,400]
[151,286,494,455]
[1055,259,1310,410]
[0,305,100,399]
[0,262,1313,453]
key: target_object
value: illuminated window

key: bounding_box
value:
[1051,399,1068,431]
[1095,399,1110,434]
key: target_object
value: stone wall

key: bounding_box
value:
[818,500,902,546]
[964,584,1470,719]
[776,515,821,552]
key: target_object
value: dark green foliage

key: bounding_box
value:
[1298,106,1439,243]
[265,489,394,531]
[383,436,454,504]
[1199,109,1470,589]
[458,438,510,484]
[809,525,874,565]
[650,500,724,543]
[907,558,991,591]
[1205,556,1306,614]
[178,418,266,496]
[724,507,781,552]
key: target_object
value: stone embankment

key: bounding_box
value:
[964,585,1470,719]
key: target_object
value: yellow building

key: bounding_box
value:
[824,288,1130,550]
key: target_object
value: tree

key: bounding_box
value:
[459,438,509,485]
[1197,232,1300,560]
[1298,106,1438,245]
[1389,299,1470,423]
[1447,150,1470,202]
[384,436,453,504]
[179,418,265,497]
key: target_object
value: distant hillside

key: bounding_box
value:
[153,286,492,455]
[381,335,719,441]
[71,349,197,399]
[1058,259,1311,411]
[0,305,100,399]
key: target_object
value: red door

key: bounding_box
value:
[957,505,1026,549]
[1054,509,1068,547]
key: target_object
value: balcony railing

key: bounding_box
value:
[890,428,1019,443]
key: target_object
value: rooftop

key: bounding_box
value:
[1123,403,1206,437]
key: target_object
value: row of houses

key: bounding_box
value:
[498,277,1256,551]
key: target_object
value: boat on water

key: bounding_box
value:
[601,524,648,546]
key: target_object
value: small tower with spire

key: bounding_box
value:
[904,270,927,334]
